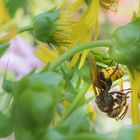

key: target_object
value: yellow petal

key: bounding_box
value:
[78,30,93,69]
[34,43,59,63]
[78,49,89,69]
[0,22,18,43]
[94,19,99,41]
[69,0,100,69]
[34,50,49,63]
[0,0,10,24]
[68,52,80,68]
[82,0,99,28]
[68,0,84,11]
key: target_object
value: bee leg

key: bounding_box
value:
[108,64,119,79]
[110,91,130,96]
[115,116,119,121]
[114,98,123,105]
[120,88,131,92]
[118,105,129,120]
[107,106,122,119]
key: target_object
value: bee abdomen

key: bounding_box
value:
[101,66,125,82]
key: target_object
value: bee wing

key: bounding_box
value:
[89,55,100,96]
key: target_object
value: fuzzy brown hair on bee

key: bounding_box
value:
[89,55,129,120]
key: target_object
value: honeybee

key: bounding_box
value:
[90,55,129,120]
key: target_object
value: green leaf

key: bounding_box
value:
[63,134,109,140]
[84,0,92,5]
[91,50,116,67]
[60,66,77,102]
[0,43,9,57]
[17,85,60,128]
[14,125,35,140]
[4,0,28,17]
[43,129,64,140]
[116,126,140,140]
[77,58,90,83]
[30,71,65,87]
[56,105,92,134]
[2,79,15,93]
[0,112,13,137]
[12,71,64,130]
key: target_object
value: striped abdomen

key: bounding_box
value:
[101,66,125,82]
[98,66,125,90]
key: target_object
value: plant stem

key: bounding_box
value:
[18,26,33,33]
[58,83,90,125]
[49,39,113,70]
[75,77,82,90]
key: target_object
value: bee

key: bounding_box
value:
[90,55,129,120]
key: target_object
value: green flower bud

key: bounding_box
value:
[33,8,74,47]
[109,17,140,70]
[33,9,60,44]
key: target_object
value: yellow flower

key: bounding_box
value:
[35,0,99,65]
[0,0,18,43]
[68,0,100,69]
[69,0,119,69]
[35,0,118,67]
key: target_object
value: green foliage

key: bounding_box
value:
[1,1,140,140]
